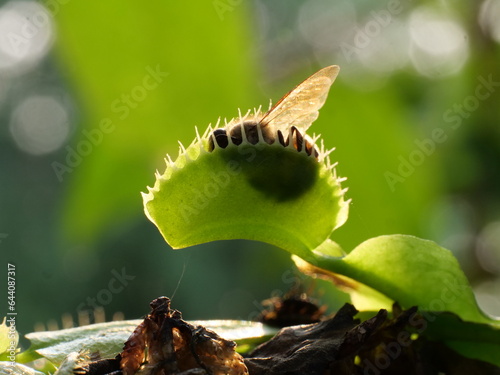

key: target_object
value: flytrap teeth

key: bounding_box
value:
[311,133,321,144]
[202,124,214,138]
[178,141,187,154]
[205,119,329,160]
[322,147,335,159]
[194,126,202,142]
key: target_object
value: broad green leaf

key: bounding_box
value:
[311,234,498,325]
[143,132,349,261]
[353,308,500,367]
[0,362,44,375]
[0,318,18,361]
[23,319,275,366]
[445,341,500,367]
[425,312,500,343]
[24,320,140,365]
[292,241,394,310]
[423,312,500,366]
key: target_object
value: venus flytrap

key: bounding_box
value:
[141,65,496,323]
[142,66,500,366]
[143,66,349,262]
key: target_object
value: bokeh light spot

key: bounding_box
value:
[9,95,70,155]
[475,279,500,318]
[409,7,469,78]
[479,0,500,44]
[476,221,500,274]
[298,0,357,51]
[0,1,54,73]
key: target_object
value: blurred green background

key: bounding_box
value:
[1,0,500,340]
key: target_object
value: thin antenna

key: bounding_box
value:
[170,254,190,300]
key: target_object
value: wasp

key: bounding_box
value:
[208,65,339,158]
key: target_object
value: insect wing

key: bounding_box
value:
[259,65,339,133]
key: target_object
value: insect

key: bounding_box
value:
[208,65,340,158]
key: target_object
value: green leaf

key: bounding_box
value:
[143,67,350,260]
[143,128,349,261]
[24,320,140,365]
[445,341,500,367]
[311,234,498,325]
[0,318,18,361]
[292,241,394,311]
[353,308,500,367]
[424,312,500,366]
[0,362,44,375]
[425,312,500,343]
[23,319,275,366]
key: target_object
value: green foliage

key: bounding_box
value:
[0,362,44,375]
[22,320,141,365]
[143,127,348,261]
[0,318,18,362]
[424,313,500,366]
[311,235,495,324]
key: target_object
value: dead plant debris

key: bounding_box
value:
[75,297,500,375]
[245,303,500,375]
[77,297,248,375]
[257,291,326,328]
